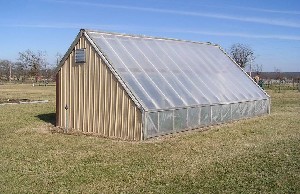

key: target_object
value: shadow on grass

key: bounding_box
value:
[36,113,56,125]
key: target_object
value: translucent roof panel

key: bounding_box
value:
[86,30,268,111]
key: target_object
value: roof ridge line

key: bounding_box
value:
[83,28,219,47]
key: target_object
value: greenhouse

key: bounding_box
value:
[56,29,270,140]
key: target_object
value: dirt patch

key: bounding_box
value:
[0,98,48,105]
[0,98,31,104]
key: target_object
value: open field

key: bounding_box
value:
[0,84,299,193]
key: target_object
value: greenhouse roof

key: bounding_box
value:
[85,30,269,111]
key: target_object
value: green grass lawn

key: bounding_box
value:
[0,84,299,193]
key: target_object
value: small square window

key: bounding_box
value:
[75,49,86,63]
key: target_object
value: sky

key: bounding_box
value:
[0,0,299,72]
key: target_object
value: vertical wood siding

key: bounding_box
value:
[57,35,143,140]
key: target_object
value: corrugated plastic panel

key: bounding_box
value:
[87,31,268,111]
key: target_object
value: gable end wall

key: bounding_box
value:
[56,35,143,140]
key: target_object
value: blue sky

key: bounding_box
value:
[0,0,299,72]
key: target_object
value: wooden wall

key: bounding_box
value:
[56,35,143,140]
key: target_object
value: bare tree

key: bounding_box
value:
[274,68,282,81]
[14,62,28,82]
[229,43,255,69]
[18,50,47,82]
[55,52,63,72]
[56,52,63,64]
[0,59,13,81]
[274,68,283,92]
[253,64,263,75]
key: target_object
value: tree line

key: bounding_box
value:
[0,50,62,83]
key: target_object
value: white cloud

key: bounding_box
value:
[231,6,300,15]
[47,0,300,28]
[172,30,300,41]
[3,22,300,41]
[0,23,126,30]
